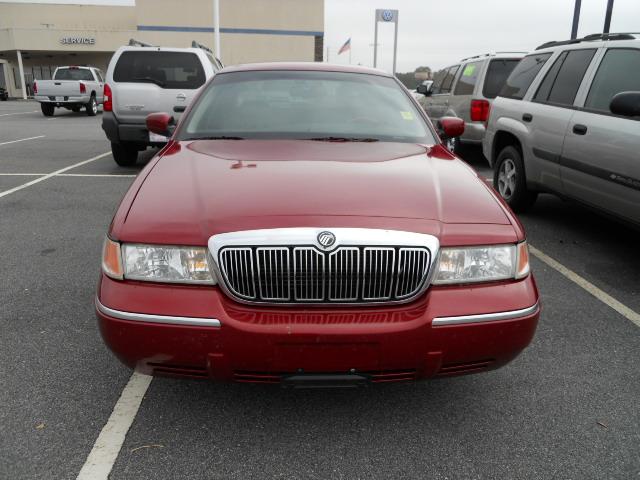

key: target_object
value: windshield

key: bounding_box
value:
[54,68,94,81]
[179,70,435,143]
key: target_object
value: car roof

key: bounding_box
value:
[116,46,205,54]
[219,62,391,77]
[534,34,640,54]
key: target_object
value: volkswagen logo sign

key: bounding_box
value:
[382,10,394,21]
[317,231,336,249]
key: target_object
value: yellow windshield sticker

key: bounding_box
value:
[400,111,414,120]
[463,64,476,76]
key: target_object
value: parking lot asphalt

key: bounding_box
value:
[1,100,638,480]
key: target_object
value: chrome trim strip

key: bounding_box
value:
[432,302,539,326]
[95,298,221,328]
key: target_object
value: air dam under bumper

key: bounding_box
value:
[96,274,540,383]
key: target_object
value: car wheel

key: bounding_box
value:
[111,142,138,167]
[493,146,537,212]
[41,103,55,117]
[86,96,98,116]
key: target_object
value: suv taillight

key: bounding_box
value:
[33,81,38,94]
[103,83,112,111]
[470,99,490,122]
[79,82,86,94]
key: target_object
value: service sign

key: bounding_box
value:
[60,37,96,45]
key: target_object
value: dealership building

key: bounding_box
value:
[0,0,324,98]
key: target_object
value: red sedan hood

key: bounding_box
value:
[118,140,511,244]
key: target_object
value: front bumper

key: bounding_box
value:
[96,274,540,383]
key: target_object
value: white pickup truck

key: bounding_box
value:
[34,66,105,117]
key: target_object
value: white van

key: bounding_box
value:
[102,40,223,166]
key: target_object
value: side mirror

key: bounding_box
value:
[610,91,640,117]
[437,117,465,140]
[146,112,176,137]
[416,84,432,96]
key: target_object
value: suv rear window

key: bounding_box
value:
[499,53,552,100]
[453,61,482,96]
[482,59,519,99]
[54,68,94,81]
[113,51,206,89]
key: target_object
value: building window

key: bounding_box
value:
[314,35,324,62]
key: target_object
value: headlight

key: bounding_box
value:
[101,238,216,285]
[433,242,529,285]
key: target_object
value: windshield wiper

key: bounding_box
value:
[306,136,380,142]
[185,135,245,140]
[132,77,166,88]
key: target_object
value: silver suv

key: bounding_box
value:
[102,40,223,166]
[418,52,524,152]
[483,33,640,227]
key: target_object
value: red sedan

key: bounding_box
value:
[97,63,539,386]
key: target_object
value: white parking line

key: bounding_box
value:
[0,135,45,147]
[530,245,640,328]
[0,173,136,177]
[0,110,39,117]
[0,151,111,199]
[76,372,152,480]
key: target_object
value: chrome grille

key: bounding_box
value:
[219,248,255,299]
[328,247,359,301]
[395,248,431,299]
[362,247,395,300]
[256,247,289,301]
[293,247,325,301]
[217,245,431,305]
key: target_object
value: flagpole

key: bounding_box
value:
[349,42,352,64]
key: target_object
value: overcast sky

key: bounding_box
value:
[3,0,638,72]
[324,0,640,72]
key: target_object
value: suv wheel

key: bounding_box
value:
[444,136,459,154]
[86,96,98,116]
[111,142,138,167]
[493,146,537,212]
[41,103,55,117]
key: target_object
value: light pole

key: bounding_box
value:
[213,0,221,60]
[603,0,614,34]
[571,0,581,39]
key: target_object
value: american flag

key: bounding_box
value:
[338,38,351,55]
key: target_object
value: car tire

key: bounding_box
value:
[493,146,537,212]
[111,142,138,167]
[444,136,459,154]
[86,96,98,116]
[41,103,55,117]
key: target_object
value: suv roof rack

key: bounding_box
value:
[535,32,639,50]
[128,38,155,47]
[191,41,213,54]
[459,51,527,62]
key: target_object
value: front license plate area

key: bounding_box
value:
[282,373,370,389]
